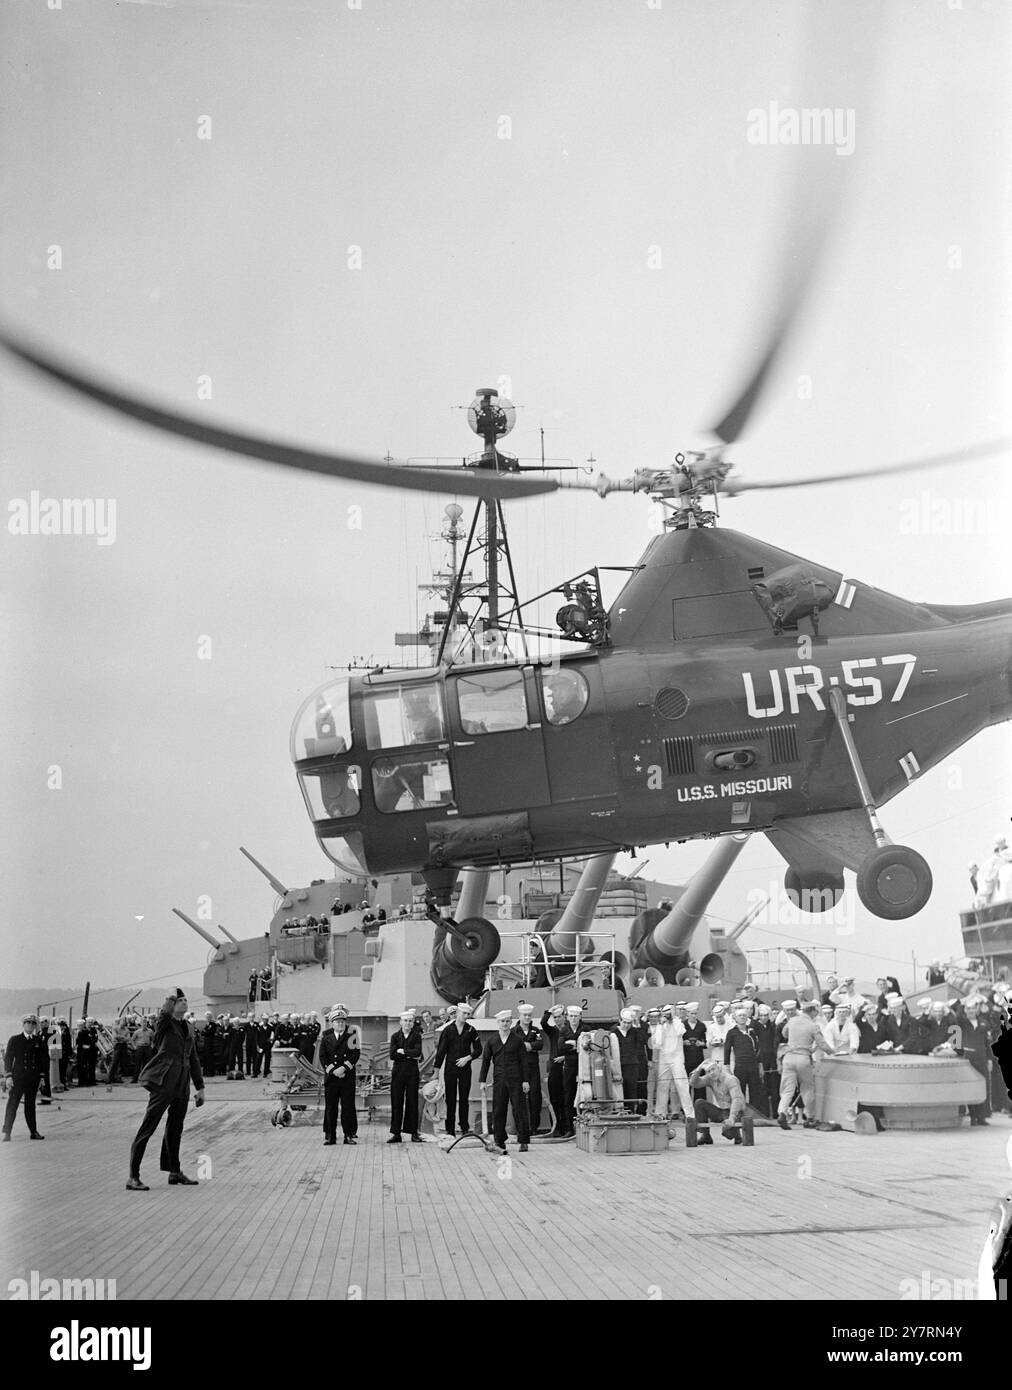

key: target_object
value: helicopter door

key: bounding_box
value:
[448,668,550,814]
[538,663,618,801]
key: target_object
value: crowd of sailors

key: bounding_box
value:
[5,979,1010,1150]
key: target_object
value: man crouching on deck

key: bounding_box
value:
[126,989,205,1190]
[687,1058,745,1145]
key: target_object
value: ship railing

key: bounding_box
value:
[485,931,617,993]
[745,945,838,996]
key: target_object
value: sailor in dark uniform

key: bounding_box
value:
[682,1002,709,1108]
[243,1014,259,1077]
[76,1020,98,1087]
[257,1016,275,1078]
[388,1010,423,1143]
[514,1004,544,1133]
[3,1015,47,1140]
[434,1003,481,1136]
[540,1005,567,1136]
[479,1009,531,1153]
[320,1006,360,1145]
[613,1008,649,1114]
[557,1004,586,1137]
[955,998,992,1125]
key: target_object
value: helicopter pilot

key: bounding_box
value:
[543,671,585,726]
[403,687,443,744]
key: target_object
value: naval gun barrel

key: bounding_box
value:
[239,846,288,896]
[172,907,225,953]
[543,853,616,959]
[635,836,747,969]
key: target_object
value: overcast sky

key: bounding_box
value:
[2,0,1009,996]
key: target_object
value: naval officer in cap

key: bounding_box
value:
[320,1005,360,1145]
[434,1003,481,1136]
[2,1015,47,1141]
[388,1010,423,1143]
[479,1009,531,1153]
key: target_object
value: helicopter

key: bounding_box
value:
[3,250,1010,979]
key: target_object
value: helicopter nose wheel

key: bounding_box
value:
[784,869,845,915]
[856,846,932,921]
[444,916,501,970]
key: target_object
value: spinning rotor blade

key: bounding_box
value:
[0,330,557,500]
[724,438,1012,495]
[710,233,826,448]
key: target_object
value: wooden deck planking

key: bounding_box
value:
[1,1082,1007,1300]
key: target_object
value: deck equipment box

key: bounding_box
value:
[576,1115,670,1154]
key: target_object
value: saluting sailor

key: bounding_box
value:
[514,1004,544,1133]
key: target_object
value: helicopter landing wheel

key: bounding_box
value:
[856,846,932,921]
[444,916,501,970]
[784,869,845,915]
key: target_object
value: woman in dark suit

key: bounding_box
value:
[126,989,204,1191]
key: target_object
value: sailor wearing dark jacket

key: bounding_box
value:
[127,989,205,1190]
[479,1009,531,1152]
[320,1006,360,1144]
[613,1008,650,1115]
[514,1003,544,1133]
[434,1003,481,1136]
[3,1016,47,1140]
[554,1004,586,1138]
[724,1008,768,1115]
[388,1011,423,1143]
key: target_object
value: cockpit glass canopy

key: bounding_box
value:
[299,765,362,821]
[316,830,368,876]
[290,678,353,763]
[362,680,444,750]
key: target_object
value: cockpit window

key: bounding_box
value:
[290,679,353,761]
[541,667,589,726]
[299,766,361,821]
[455,669,527,734]
[363,681,445,750]
[316,830,368,876]
[371,753,454,813]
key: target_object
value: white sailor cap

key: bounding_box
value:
[456,1003,473,1015]
[399,1010,414,1022]
[782,998,798,1009]
[620,1008,635,1022]
[684,1001,700,1012]
[917,997,932,1007]
[517,1004,535,1015]
[565,1004,583,1015]
[495,1009,513,1022]
[713,1001,730,1011]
